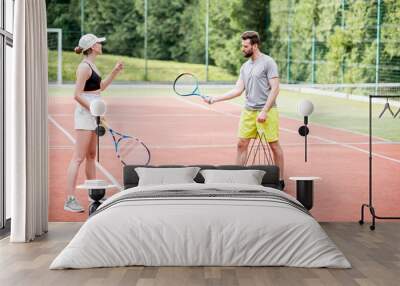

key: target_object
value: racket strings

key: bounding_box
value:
[117,137,150,165]
[245,131,274,166]
[108,128,151,166]
[174,73,198,96]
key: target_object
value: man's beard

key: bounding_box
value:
[243,49,253,58]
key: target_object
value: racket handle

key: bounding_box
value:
[202,95,213,104]
[100,118,109,128]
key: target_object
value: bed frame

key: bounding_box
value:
[123,165,280,189]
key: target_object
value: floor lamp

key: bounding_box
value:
[298,100,314,162]
[86,99,107,215]
[90,99,107,162]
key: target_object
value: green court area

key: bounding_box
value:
[48,51,237,82]
[48,85,400,142]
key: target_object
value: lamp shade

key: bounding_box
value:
[90,99,107,117]
[298,100,314,116]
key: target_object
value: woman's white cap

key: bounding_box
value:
[78,34,106,51]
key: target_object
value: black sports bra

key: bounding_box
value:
[83,61,102,91]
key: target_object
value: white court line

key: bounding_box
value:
[45,111,400,142]
[173,96,400,165]
[49,141,400,150]
[48,115,122,189]
[228,101,391,142]
[49,83,236,89]
[49,94,392,142]
[50,96,400,164]
[280,127,400,164]
[279,113,391,142]
[49,113,223,118]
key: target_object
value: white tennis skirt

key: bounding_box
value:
[74,93,100,131]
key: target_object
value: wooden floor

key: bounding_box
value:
[0,222,399,286]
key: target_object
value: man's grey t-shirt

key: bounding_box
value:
[239,53,279,110]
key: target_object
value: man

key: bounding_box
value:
[205,31,285,190]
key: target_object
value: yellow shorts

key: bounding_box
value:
[238,107,279,142]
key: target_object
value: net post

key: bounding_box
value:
[340,0,345,84]
[47,28,63,85]
[311,22,316,84]
[375,0,381,96]
[80,0,84,36]
[205,0,209,82]
[144,0,148,81]
[57,29,62,85]
[286,0,292,83]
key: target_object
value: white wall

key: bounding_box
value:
[5,44,12,219]
[5,0,14,33]
[4,0,14,220]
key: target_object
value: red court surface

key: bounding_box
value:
[48,94,400,222]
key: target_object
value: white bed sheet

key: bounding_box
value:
[50,183,351,269]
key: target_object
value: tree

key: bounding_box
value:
[46,0,81,51]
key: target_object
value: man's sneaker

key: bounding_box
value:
[64,197,84,213]
[278,180,285,191]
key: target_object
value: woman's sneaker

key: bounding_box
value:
[64,196,84,213]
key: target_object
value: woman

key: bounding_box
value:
[64,34,124,212]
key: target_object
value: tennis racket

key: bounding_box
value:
[101,119,151,166]
[173,73,212,103]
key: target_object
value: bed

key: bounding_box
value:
[50,165,351,269]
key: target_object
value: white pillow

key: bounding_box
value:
[135,167,201,186]
[200,169,266,185]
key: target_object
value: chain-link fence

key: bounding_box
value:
[270,0,399,85]
[47,0,400,85]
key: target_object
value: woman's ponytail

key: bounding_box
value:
[74,46,83,54]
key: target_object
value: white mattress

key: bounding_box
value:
[50,183,351,269]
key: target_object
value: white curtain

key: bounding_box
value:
[8,0,48,242]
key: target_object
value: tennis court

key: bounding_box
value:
[48,84,400,222]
